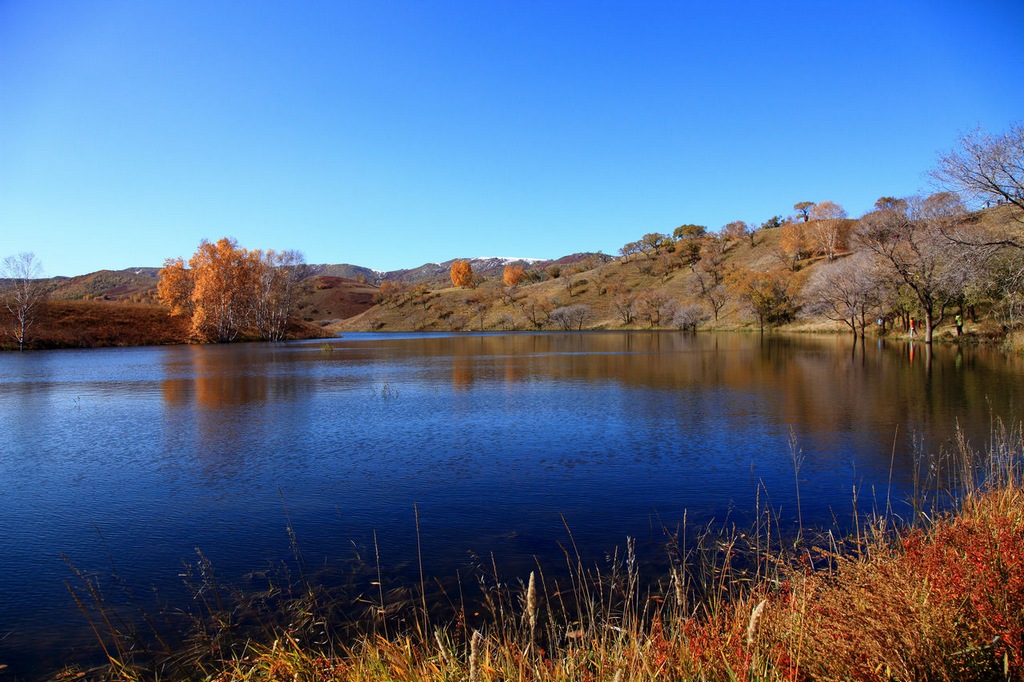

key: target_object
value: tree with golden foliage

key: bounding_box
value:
[450,259,474,288]
[721,220,750,243]
[502,264,526,287]
[156,257,193,317]
[728,267,798,333]
[794,201,815,222]
[187,238,258,342]
[158,237,304,342]
[374,280,411,307]
[778,222,811,270]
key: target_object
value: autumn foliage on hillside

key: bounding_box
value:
[450,259,474,288]
[158,237,305,342]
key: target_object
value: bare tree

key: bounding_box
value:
[856,195,972,343]
[809,201,850,261]
[611,289,637,325]
[802,252,883,339]
[692,244,729,320]
[519,296,552,329]
[932,123,1024,239]
[549,304,593,331]
[252,249,305,341]
[2,252,46,350]
[672,304,710,331]
[635,290,670,327]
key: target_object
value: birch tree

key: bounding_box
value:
[1,252,45,350]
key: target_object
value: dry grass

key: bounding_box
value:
[21,300,191,349]
[0,299,331,350]
[64,423,1024,681]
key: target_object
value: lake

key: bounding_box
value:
[1,331,1021,676]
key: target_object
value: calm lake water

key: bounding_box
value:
[1,331,1022,676]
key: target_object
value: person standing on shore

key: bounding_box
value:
[909,318,916,338]
[955,314,963,336]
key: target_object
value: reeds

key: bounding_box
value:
[62,420,1024,681]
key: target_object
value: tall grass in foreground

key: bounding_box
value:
[66,422,1024,681]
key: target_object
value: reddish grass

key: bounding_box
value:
[2,300,330,350]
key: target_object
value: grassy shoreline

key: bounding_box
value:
[58,423,1024,681]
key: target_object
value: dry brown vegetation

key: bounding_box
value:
[0,299,331,350]
[8,300,191,349]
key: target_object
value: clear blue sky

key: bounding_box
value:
[2,1,1022,277]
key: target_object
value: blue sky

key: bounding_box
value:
[2,1,1022,277]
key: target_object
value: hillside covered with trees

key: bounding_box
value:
[3,123,1023,351]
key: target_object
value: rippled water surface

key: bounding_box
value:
[1,332,1021,675]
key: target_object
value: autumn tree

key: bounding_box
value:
[502,264,527,287]
[159,237,302,343]
[374,280,409,307]
[1,252,46,350]
[673,224,707,240]
[638,232,671,258]
[673,224,707,270]
[721,220,749,243]
[794,201,815,222]
[728,267,798,332]
[157,257,194,317]
[450,259,474,288]
[777,221,811,270]
[932,122,1024,237]
[808,201,850,261]
[190,238,259,342]
[618,241,641,262]
[874,197,908,213]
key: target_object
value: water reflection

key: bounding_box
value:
[0,332,1021,678]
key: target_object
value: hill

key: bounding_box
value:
[334,205,1023,344]
[6,204,1022,348]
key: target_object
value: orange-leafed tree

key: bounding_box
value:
[159,237,303,343]
[502,264,526,287]
[157,256,194,317]
[728,267,799,333]
[450,259,474,288]
[778,222,811,270]
[187,237,258,342]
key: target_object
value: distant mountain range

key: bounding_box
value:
[303,253,598,285]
